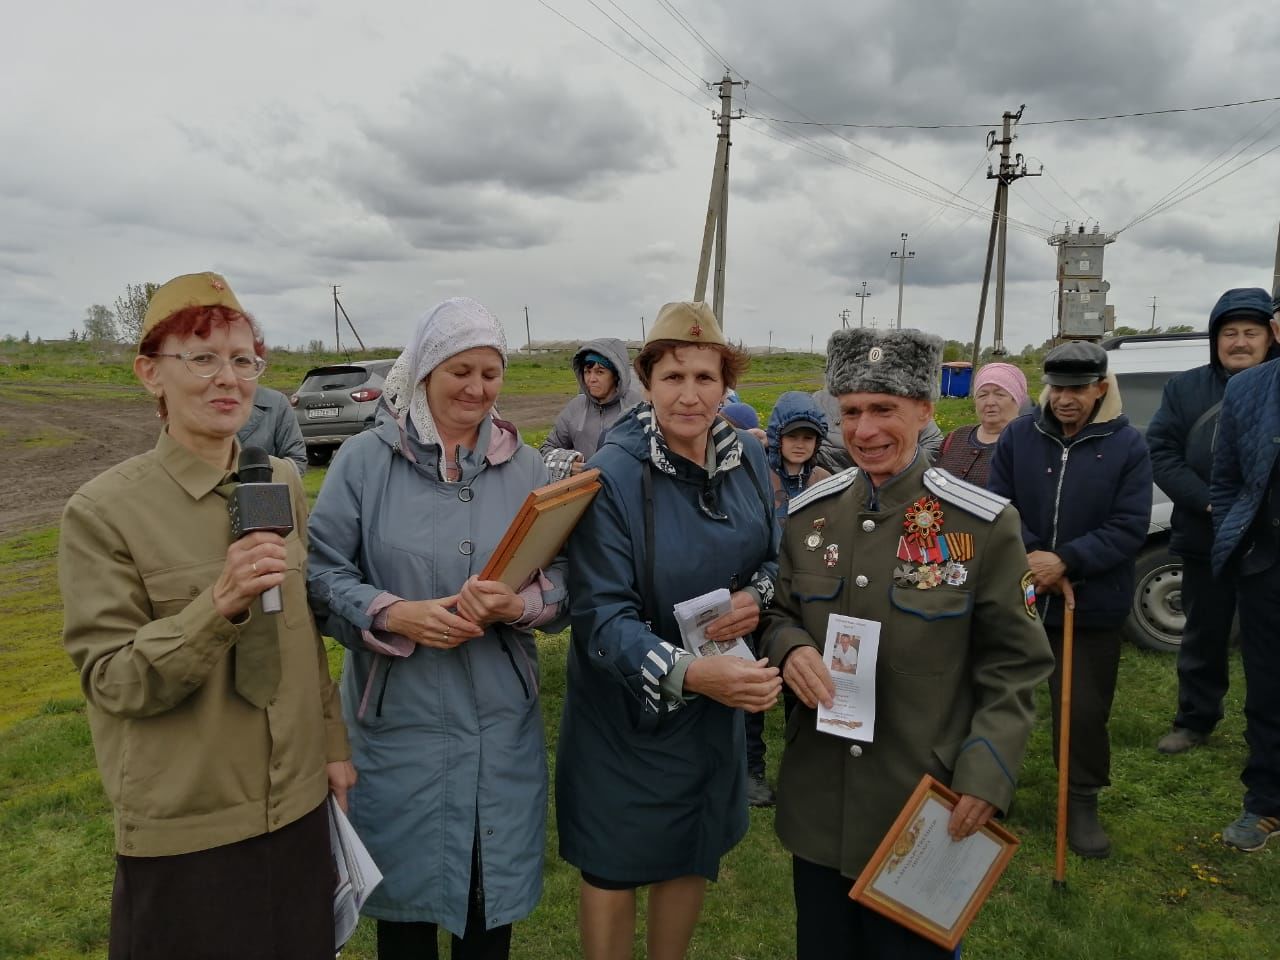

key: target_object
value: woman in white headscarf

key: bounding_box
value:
[307,297,567,960]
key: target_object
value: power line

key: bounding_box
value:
[1032,161,1095,222]
[1120,140,1280,233]
[580,0,705,90]
[601,0,708,86]
[533,0,712,110]
[650,0,737,75]
[741,94,1280,130]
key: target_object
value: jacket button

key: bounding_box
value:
[849,744,863,758]
[459,487,474,502]
[486,828,494,836]
[861,520,875,532]
[189,586,200,597]
[459,539,474,556]
[855,575,869,587]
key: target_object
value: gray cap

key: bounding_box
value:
[825,327,943,400]
[1043,341,1107,386]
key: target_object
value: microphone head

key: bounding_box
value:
[238,446,273,484]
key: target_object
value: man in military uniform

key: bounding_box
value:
[761,328,1053,959]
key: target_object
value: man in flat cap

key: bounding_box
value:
[1148,288,1278,757]
[1209,291,1280,852]
[989,341,1152,858]
[760,328,1053,959]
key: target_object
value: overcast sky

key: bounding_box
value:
[4,0,1278,355]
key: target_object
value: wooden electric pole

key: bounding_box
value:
[524,306,532,354]
[890,234,915,330]
[693,74,744,328]
[972,105,1040,366]
[1149,296,1158,333]
[839,308,851,329]
[1272,221,1280,301]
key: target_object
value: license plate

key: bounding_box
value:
[307,407,340,419]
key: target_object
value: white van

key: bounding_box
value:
[1103,332,1211,653]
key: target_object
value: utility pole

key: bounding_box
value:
[768,330,773,354]
[889,235,915,330]
[839,307,851,329]
[1149,296,1158,333]
[1272,220,1280,301]
[693,73,744,328]
[810,334,814,353]
[332,285,366,352]
[854,282,871,328]
[640,315,646,340]
[972,106,1040,366]
[524,306,532,354]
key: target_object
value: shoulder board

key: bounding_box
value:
[923,467,1009,522]
[787,468,859,516]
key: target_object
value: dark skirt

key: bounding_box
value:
[109,800,333,960]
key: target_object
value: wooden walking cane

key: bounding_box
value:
[1053,579,1077,890]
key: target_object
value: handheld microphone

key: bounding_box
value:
[228,446,294,614]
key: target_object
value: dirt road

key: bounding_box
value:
[0,387,568,538]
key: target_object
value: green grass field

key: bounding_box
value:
[2,348,1276,958]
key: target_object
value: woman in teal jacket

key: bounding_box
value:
[556,302,781,960]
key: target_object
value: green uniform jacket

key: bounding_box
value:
[59,430,349,858]
[760,456,1053,878]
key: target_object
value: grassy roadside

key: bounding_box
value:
[2,513,1276,958]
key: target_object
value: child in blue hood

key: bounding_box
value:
[766,391,832,522]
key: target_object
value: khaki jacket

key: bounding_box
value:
[760,456,1053,877]
[59,430,348,857]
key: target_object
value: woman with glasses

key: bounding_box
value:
[555,301,782,960]
[58,272,354,960]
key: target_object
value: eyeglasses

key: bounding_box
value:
[149,351,267,380]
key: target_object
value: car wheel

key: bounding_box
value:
[1124,542,1183,653]
[306,446,333,467]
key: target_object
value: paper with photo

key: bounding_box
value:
[673,588,754,660]
[330,794,383,949]
[817,613,879,741]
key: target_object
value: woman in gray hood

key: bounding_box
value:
[540,337,644,480]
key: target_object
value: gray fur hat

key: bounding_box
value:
[825,327,943,400]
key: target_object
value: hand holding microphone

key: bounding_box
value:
[213,447,295,620]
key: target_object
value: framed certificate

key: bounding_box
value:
[850,775,1019,950]
[479,468,601,589]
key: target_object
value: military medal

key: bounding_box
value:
[943,561,968,586]
[805,518,826,551]
[824,543,839,568]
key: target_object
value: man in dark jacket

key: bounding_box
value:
[1149,288,1278,755]
[1209,292,1280,852]
[989,342,1152,858]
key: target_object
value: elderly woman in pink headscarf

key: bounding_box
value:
[935,362,1029,487]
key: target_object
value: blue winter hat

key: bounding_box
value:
[720,401,760,430]
[580,351,617,375]
[1209,288,1273,327]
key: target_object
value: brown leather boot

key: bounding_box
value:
[1067,790,1111,859]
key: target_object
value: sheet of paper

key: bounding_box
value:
[329,795,384,948]
[816,614,879,741]
[673,588,754,660]
[868,795,1003,931]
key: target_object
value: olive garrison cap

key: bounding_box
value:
[644,301,726,347]
[1042,341,1108,386]
[140,272,245,345]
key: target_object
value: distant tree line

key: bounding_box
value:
[81,282,159,343]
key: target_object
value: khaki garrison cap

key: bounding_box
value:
[644,301,726,347]
[140,272,245,345]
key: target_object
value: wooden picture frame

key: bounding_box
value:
[479,468,602,589]
[850,774,1019,950]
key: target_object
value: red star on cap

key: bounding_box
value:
[690,323,702,337]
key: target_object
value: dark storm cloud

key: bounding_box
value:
[355,60,668,198]
[1125,212,1274,270]
[686,0,1271,152]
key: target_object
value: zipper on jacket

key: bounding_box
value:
[499,635,531,700]
[375,658,395,717]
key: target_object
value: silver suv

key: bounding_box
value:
[1103,332,1214,653]
[291,359,395,466]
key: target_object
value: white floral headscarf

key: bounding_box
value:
[381,297,508,449]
